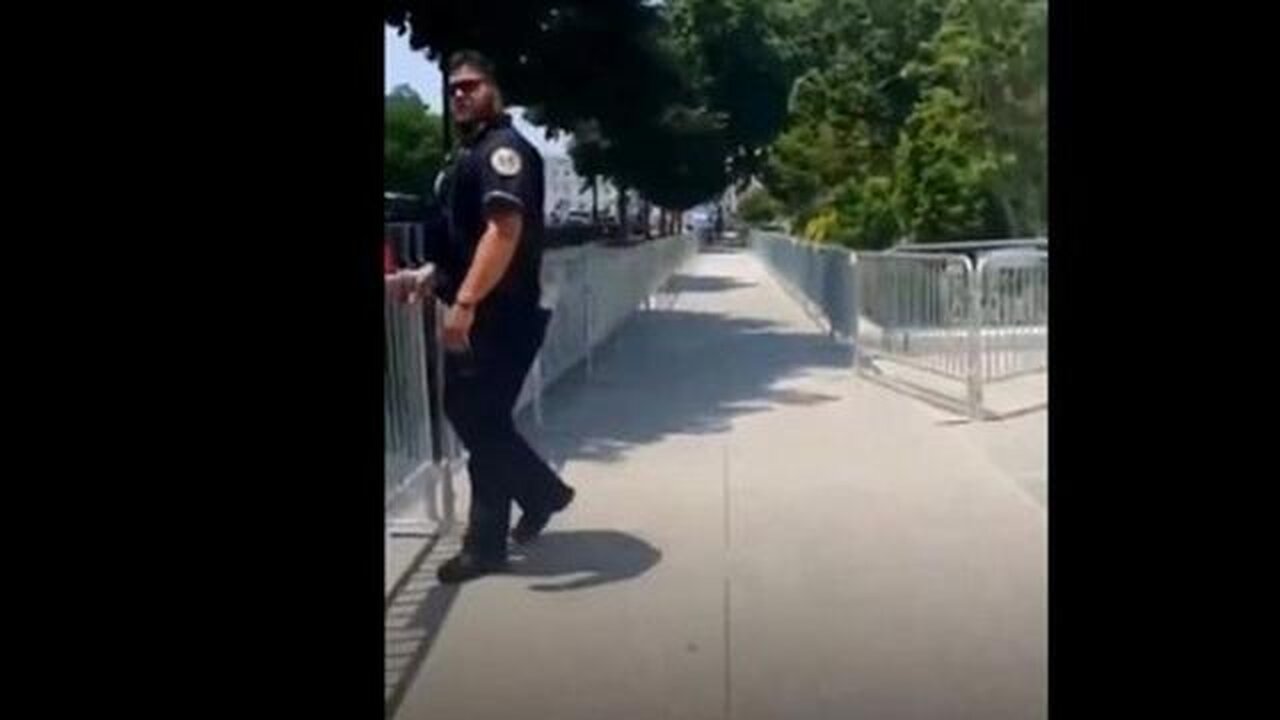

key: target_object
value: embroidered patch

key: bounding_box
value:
[489,147,522,177]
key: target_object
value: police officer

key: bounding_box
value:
[415,50,576,584]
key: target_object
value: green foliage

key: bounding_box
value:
[384,0,1045,232]
[803,207,840,243]
[666,0,794,183]
[830,174,900,249]
[760,0,1046,243]
[387,0,791,212]
[737,187,784,224]
[384,85,445,197]
[904,0,1047,237]
[893,87,1000,241]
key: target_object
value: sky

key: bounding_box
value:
[384,26,570,158]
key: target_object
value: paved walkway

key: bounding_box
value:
[386,248,1046,720]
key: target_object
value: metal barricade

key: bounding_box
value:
[582,235,697,350]
[856,250,1048,418]
[532,246,592,395]
[528,234,698,408]
[855,252,976,379]
[384,222,426,269]
[385,237,698,540]
[749,231,857,340]
[975,250,1049,383]
[384,267,457,537]
[751,232,1049,420]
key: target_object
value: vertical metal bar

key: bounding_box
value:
[1015,266,1026,373]
[433,298,456,528]
[927,261,935,372]
[986,264,995,383]
[983,264,993,382]
[934,260,944,374]
[412,297,433,527]
[911,261,920,333]
[849,254,860,364]
[946,260,956,377]
[584,285,594,378]
[999,265,1009,376]
[967,257,983,420]
[887,260,897,351]
[926,261,935,370]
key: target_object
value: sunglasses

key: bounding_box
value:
[449,78,485,97]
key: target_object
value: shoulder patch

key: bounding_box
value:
[489,146,522,177]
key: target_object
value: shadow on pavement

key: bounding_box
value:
[858,356,1047,422]
[663,273,757,294]
[523,300,853,466]
[383,530,660,717]
[385,535,462,719]
[508,529,662,592]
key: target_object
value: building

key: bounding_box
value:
[543,154,619,223]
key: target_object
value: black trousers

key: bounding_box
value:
[443,304,569,559]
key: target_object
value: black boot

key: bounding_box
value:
[436,551,508,584]
[512,484,576,545]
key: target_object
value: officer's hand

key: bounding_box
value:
[386,268,434,305]
[443,303,475,353]
[405,268,435,305]
[384,271,411,303]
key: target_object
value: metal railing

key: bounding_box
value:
[975,250,1049,383]
[516,235,699,419]
[891,237,1048,255]
[748,231,857,339]
[385,222,427,270]
[750,232,1048,419]
[855,251,977,383]
[386,235,699,534]
[384,267,459,538]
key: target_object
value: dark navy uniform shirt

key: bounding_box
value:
[429,113,544,316]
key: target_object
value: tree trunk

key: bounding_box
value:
[998,192,1019,237]
[591,176,599,224]
[617,186,630,241]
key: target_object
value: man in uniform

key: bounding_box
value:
[409,50,575,584]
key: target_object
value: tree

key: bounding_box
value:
[893,86,1000,241]
[387,1,791,216]
[903,0,1046,237]
[754,0,1045,244]
[384,85,445,198]
[566,120,608,222]
[385,2,677,140]
[737,186,784,224]
[762,0,944,243]
[666,0,795,184]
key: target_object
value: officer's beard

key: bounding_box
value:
[455,101,502,142]
[455,119,484,141]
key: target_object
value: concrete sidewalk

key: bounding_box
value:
[387,248,1046,720]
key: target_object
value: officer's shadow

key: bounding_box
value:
[505,529,662,592]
